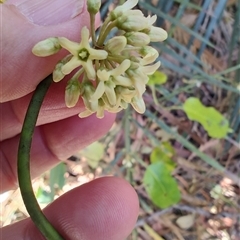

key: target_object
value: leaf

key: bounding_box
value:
[49,162,66,200]
[80,141,104,168]
[147,71,167,86]
[36,187,52,204]
[150,142,176,171]
[183,97,232,138]
[143,162,181,208]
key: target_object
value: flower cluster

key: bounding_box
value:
[32,0,167,118]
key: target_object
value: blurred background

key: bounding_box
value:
[1,0,239,239]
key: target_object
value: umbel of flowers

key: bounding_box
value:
[32,0,168,118]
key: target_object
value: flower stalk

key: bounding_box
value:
[18,1,168,238]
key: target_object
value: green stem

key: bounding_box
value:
[17,75,64,240]
[90,13,96,47]
[97,20,117,46]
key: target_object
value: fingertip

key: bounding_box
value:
[2,177,139,240]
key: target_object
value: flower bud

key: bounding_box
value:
[87,0,101,14]
[148,26,168,42]
[125,32,150,47]
[65,79,81,108]
[32,37,61,57]
[52,55,72,82]
[105,36,127,54]
[117,14,149,32]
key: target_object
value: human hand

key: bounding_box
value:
[0,0,139,239]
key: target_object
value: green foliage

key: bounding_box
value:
[147,71,167,86]
[80,141,104,168]
[183,97,232,138]
[143,143,180,208]
[150,142,176,171]
[143,161,181,209]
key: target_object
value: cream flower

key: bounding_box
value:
[91,59,131,104]
[58,27,108,79]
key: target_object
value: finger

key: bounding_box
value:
[0,114,115,192]
[1,0,98,102]
[1,77,85,141]
[2,177,139,240]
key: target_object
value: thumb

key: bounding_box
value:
[2,177,139,240]
[1,0,93,102]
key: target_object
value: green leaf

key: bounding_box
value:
[49,162,66,200]
[80,141,104,168]
[147,71,167,86]
[150,142,176,171]
[36,187,52,204]
[183,97,232,138]
[143,162,181,208]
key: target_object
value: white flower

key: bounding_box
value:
[58,27,108,79]
[65,78,81,108]
[91,59,131,104]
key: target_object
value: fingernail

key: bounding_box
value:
[7,0,85,25]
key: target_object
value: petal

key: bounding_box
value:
[131,96,146,113]
[105,83,117,106]
[91,81,105,101]
[61,57,81,74]
[97,69,110,82]
[111,59,131,77]
[141,61,161,76]
[58,37,79,55]
[89,48,108,60]
[80,26,90,48]
[114,75,132,87]
[79,109,94,118]
[82,60,96,80]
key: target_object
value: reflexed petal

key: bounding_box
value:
[89,48,108,60]
[141,61,160,75]
[140,46,159,65]
[82,60,96,80]
[131,96,146,113]
[80,26,90,48]
[105,82,117,105]
[111,59,131,77]
[91,81,105,101]
[132,77,146,96]
[61,57,81,74]
[147,15,157,25]
[114,75,132,87]
[58,37,79,55]
[79,109,93,118]
[149,26,168,42]
[97,69,110,81]
[112,0,138,18]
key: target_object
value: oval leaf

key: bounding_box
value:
[143,162,181,208]
[183,97,232,138]
[147,71,167,86]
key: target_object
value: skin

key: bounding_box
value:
[0,2,139,239]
